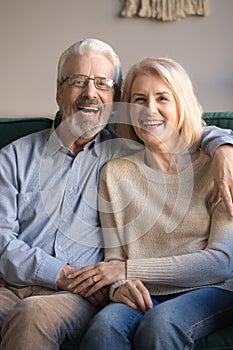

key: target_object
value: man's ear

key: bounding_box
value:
[56,85,62,107]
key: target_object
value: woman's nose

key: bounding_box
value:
[147,99,158,113]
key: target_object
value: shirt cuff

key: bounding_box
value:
[36,256,66,290]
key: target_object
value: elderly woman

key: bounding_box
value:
[80,57,233,350]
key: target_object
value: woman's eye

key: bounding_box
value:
[133,97,146,104]
[158,96,167,101]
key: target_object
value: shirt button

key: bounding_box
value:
[24,195,30,202]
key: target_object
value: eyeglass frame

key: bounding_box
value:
[61,74,116,91]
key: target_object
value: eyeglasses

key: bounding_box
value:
[62,74,115,91]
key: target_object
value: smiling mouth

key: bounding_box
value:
[78,106,100,114]
[140,119,164,127]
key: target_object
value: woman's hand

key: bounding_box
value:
[211,145,233,217]
[65,261,126,297]
[113,280,153,314]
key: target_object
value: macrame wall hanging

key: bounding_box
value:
[121,0,209,21]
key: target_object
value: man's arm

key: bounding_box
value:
[201,126,233,158]
[0,149,66,289]
[211,145,233,216]
[201,126,233,216]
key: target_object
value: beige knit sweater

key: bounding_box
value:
[98,150,233,296]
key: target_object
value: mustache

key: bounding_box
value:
[75,97,104,109]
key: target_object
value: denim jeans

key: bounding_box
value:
[80,287,233,350]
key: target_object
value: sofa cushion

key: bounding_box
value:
[194,324,233,349]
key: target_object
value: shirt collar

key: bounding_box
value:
[44,122,112,158]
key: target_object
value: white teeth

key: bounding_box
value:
[141,120,163,126]
[79,107,99,113]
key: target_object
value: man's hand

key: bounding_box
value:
[56,265,80,291]
[57,265,110,308]
[113,280,153,314]
[211,145,233,217]
[87,286,110,309]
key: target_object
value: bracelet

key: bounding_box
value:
[109,279,130,300]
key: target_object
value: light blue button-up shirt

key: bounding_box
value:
[0,123,232,290]
[0,126,125,289]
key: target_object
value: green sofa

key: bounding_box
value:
[0,112,233,349]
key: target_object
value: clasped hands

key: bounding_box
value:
[57,261,126,309]
[57,262,153,313]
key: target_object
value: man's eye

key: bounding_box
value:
[75,79,83,84]
[98,81,106,86]
[71,78,84,86]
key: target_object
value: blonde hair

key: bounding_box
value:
[120,57,205,149]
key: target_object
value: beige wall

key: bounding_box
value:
[0,0,232,118]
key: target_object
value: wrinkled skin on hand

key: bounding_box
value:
[211,145,233,217]
[112,280,153,314]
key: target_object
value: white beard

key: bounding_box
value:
[60,108,108,141]
[66,114,106,139]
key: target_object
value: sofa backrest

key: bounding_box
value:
[203,112,233,129]
[0,112,232,150]
[0,117,53,149]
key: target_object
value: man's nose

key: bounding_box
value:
[81,78,98,98]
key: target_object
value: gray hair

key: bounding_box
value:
[57,38,122,101]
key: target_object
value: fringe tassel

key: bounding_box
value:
[121,0,140,17]
[121,0,209,21]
